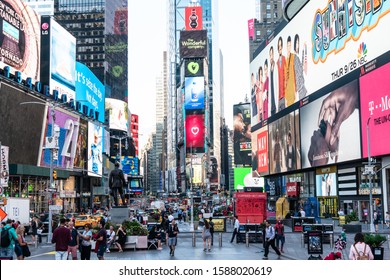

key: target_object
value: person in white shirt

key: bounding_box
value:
[230,216,240,243]
[106,225,116,253]
[263,220,281,260]
[300,208,306,217]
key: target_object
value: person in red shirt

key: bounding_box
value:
[51,218,71,260]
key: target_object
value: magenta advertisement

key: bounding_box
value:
[185,114,204,149]
[360,63,390,158]
[40,108,80,169]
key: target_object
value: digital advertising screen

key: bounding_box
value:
[360,62,390,158]
[179,30,208,58]
[122,156,139,176]
[185,114,205,150]
[300,80,361,168]
[41,16,76,101]
[105,98,129,132]
[184,76,205,110]
[185,6,203,30]
[268,110,301,174]
[250,0,390,126]
[0,0,40,81]
[87,122,103,177]
[315,166,337,197]
[233,167,252,190]
[251,126,269,176]
[73,119,87,170]
[40,107,80,170]
[185,59,204,77]
[75,62,105,123]
[233,103,251,166]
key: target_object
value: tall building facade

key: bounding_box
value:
[53,0,128,102]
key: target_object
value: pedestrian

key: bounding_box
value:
[202,220,212,252]
[51,218,71,260]
[274,216,285,253]
[386,211,390,229]
[0,219,19,260]
[114,224,126,252]
[78,224,93,260]
[167,219,179,257]
[299,208,306,217]
[95,220,107,260]
[178,209,183,223]
[209,217,214,246]
[148,225,162,250]
[263,220,281,260]
[106,225,116,253]
[230,216,240,243]
[349,232,373,260]
[67,221,79,260]
[30,216,38,245]
[15,225,30,260]
[373,210,379,232]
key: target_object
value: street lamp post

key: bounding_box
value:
[190,146,194,232]
[366,117,375,233]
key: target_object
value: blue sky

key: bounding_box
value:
[129,0,255,149]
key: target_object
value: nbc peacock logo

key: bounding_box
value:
[357,42,368,58]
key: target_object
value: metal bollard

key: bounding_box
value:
[192,232,196,247]
[219,232,222,247]
[330,233,334,249]
[301,233,304,248]
[246,232,249,247]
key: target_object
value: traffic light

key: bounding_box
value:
[53,170,57,180]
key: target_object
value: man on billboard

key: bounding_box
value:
[109,161,126,207]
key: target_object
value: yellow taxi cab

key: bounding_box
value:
[75,215,98,229]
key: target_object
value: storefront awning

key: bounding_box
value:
[9,164,70,179]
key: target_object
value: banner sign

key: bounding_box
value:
[180,30,208,58]
[0,145,9,187]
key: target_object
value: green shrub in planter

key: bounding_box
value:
[364,233,387,248]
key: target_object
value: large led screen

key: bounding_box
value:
[185,6,203,30]
[41,16,76,101]
[269,110,301,174]
[105,98,129,132]
[251,126,269,176]
[184,77,205,110]
[360,62,390,158]
[87,122,103,177]
[73,119,87,170]
[75,62,105,123]
[185,114,205,149]
[233,103,251,165]
[300,80,361,168]
[250,0,390,127]
[40,108,80,170]
[316,166,337,197]
[234,167,252,190]
[0,0,40,81]
[179,30,208,58]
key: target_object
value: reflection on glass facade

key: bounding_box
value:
[54,0,128,102]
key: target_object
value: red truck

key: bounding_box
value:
[233,192,267,224]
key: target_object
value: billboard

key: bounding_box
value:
[114,8,128,35]
[73,119,88,170]
[233,103,251,165]
[233,167,252,190]
[40,107,80,170]
[180,30,208,59]
[316,166,337,197]
[360,62,390,158]
[75,62,105,123]
[122,156,139,176]
[41,16,76,101]
[185,6,203,30]
[185,59,204,77]
[300,80,361,168]
[248,18,255,40]
[185,114,204,149]
[131,114,139,156]
[250,0,390,126]
[87,122,103,177]
[251,126,269,176]
[184,76,205,109]
[105,98,129,132]
[269,110,301,174]
[0,0,40,81]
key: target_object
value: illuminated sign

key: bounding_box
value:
[185,6,203,30]
[184,77,205,109]
[185,114,204,149]
[180,30,208,58]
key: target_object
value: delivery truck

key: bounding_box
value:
[1,197,30,228]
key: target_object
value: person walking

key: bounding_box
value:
[230,216,240,243]
[274,216,285,253]
[95,220,107,260]
[202,220,212,252]
[349,232,374,260]
[0,219,19,260]
[30,216,38,245]
[263,220,281,260]
[109,161,126,206]
[78,224,93,260]
[16,225,31,260]
[67,221,79,260]
[51,218,71,260]
[209,217,215,246]
[385,211,390,229]
[167,219,179,257]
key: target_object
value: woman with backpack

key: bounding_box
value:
[202,220,212,252]
[349,232,374,260]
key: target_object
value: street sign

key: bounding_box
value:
[364,165,375,175]
[49,205,63,211]
[0,207,7,221]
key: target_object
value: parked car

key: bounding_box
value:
[75,215,98,229]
